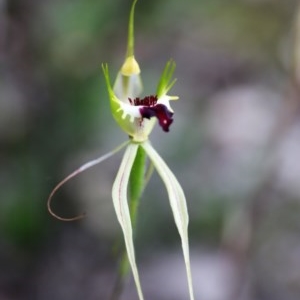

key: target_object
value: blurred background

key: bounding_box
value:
[1,0,300,299]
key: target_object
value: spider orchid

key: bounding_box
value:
[47,1,194,300]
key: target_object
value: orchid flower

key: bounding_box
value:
[48,1,195,299]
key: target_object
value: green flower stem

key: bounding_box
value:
[110,144,146,300]
[109,249,130,300]
[144,161,154,189]
[129,145,146,226]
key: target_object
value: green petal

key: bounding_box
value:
[141,140,195,300]
[156,60,178,99]
[102,63,121,110]
[112,143,144,300]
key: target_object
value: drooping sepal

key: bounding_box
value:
[47,141,130,221]
[112,143,145,300]
[142,141,195,300]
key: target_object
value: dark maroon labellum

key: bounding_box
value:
[129,95,173,132]
[140,104,173,132]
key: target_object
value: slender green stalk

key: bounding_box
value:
[109,250,130,300]
[144,161,154,190]
[129,145,146,226]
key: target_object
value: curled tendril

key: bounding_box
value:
[47,169,86,221]
[47,140,130,222]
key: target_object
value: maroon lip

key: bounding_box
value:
[129,95,174,132]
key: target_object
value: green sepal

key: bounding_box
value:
[116,0,142,99]
[126,0,138,58]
